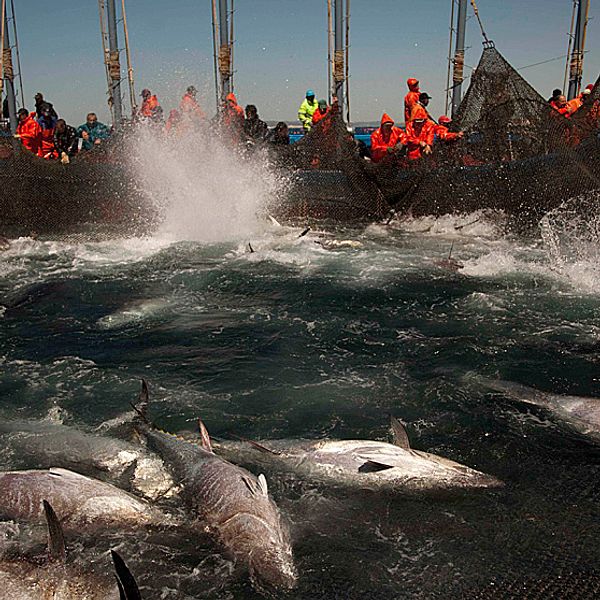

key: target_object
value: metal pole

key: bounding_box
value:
[229,0,234,93]
[9,0,25,109]
[106,0,122,126]
[0,0,5,112]
[444,0,456,115]
[568,0,590,100]
[451,0,467,117]
[333,0,344,115]
[217,0,231,101]
[327,0,333,104]
[211,0,220,111]
[564,0,577,94]
[3,7,17,131]
[121,0,136,115]
[345,0,350,122]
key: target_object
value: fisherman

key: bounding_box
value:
[15,108,41,155]
[34,93,58,120]
[220,92,245,140]
[77,113,110,149]
[243,104,268,143]
[548,88,562,106]
[165,109,182,135]
[312,99,330,127]
[179,85,205,121]
[36,104,58,159]
[369,113,406,163]
[267,121,290,145]
[298,89,318,132]
[404,106,435,160]
[552,95,572,118]
[404,78,420,123]
[53,119,79,164]
[434,115,464,142]
[569,88,592,116]
[140,89,163,122]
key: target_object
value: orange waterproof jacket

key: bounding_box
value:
[141,95,160,118]
[434,124,461,142]
[550,100,571,118]
[404,111,436,160]
[312,107,330,125]
[404,78,420,123]
[567,94,583,115]
[370,113,406,163]
[180,93,205,120]
[16,113,41,155]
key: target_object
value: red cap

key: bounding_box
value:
[586,83,595,91]
[438,115,452,124]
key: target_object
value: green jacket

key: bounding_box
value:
[298,98,318,131]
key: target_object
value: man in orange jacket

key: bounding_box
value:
[404,106,435,160]
[179,85,205,121]
[370,113,406,163]
[312,99,330,126]
[434,115,464,142]
[140,89,163,122]
[15,108,41,155]
[404,78,420,124]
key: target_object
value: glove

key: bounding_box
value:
[60,152,70,165]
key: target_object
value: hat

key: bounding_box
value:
[438,115,452,124]
[586,83,595,91]
[583,88,592,95]
[186,85,197,95]
[318,99,327,108]
[140,88,151,97]
[306,89,315,97]
[419,92,432,101]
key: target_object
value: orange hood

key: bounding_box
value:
[407,78,419,91]
[380,113,394,126]
[226,93,238,106]
[411,105,428,121]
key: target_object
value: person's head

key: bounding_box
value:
[55,119,66,133]
[439,115,452,125]
[419,92,432,106]
[141,89,151,100]
[557,95,567,108]
[552,88,562,100]
[306,89,315,102]
[275,121,288,135]
[586,83,595,92]
[582,89,592,103]
[407,78,419,91]
[17,108,29,122]
[34,92,44,103]
[245,104,258,119]
[226,93,238,108]
[318,99,327,113]
[186,85,197,97]
[40,103,53,120]
[86,112,98,127]
[380,113,394,134]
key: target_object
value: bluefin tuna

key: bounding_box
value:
[0,419,175,500]
[0,500,120,599]
[133,380,297,595]
[0,468,169,529]
[213,417,502,492]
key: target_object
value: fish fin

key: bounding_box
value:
[43,500,66,562]
[298,226,311,238]
[116,459,138,490]
[111,550,142,600]
[130,380,151,426]
[258,474,268,496]
[247,242,255,254]
[358,460,396,473]
[197,419,213,453]
[229,433,280,455]
[267,214,281,227]
[390,416,411,450]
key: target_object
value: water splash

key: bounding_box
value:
[127,125,285,243]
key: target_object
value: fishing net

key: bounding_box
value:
[0,135,155,238]
[272,43,600,228]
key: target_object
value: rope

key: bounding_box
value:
[218,44,231,77]
[333,49,344,83]
[108,50,120,81]
[469,0,490,43]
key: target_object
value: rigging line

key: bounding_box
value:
[327,0,332,103]
[121,0,136,114]
[518,52,584,72]
[445,0,456,115]
[345,0,350,122]
[211,0,220,110]
[564,0,578,92]
[9,0,24,107]
[469,0,489,43]
[0,0,6,97]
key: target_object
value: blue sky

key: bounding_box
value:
[11,0,600,125]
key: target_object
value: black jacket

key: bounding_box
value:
[54,125,79,156]
[243,117,268,142]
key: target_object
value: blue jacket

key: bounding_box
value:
[77,121,110,149]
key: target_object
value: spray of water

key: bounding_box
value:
[127,123,286,243]
[539,193,600,294]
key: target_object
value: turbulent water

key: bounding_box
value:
[1,168,600,597]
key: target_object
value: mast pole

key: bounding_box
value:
[333,0,344,116]
[106,0,123,127]
[9,0,24,109]
[444,0,456,116]
[121,0,136,116]
[211,0,220,111]
[0,0,5,111]
[217,0,231,103]
[229,0,234,94]
[327,0,333,104]
[567,0,590,100]
[345,0,350,122]
[451,0,467,117]
[564,0,577,93]
[2,3,17,132]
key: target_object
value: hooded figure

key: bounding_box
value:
[179,85,206,121]
[370,113,406,163]
[404,106,436,160]
[404,78,420,124]
[140,89,163,121]
[221,92,245,138]
[312,99,330,126]
[37,104,58,159]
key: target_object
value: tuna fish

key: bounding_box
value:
[0,468,169,529]
[0,500,120,599]
[133,380,297,596]
[212,417,502,492]
[482,378,600,442]
[0,419,175,500]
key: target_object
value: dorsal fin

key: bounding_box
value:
[258,474,268,496]
[229,433,280,455]
[130,380,151,426]
[358,460,395,473]
[111,550,142,600]
[390,416,411,450]
[43,500,66,562]
[198,419,213,453]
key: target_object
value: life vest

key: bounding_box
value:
[16,114,41,155]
